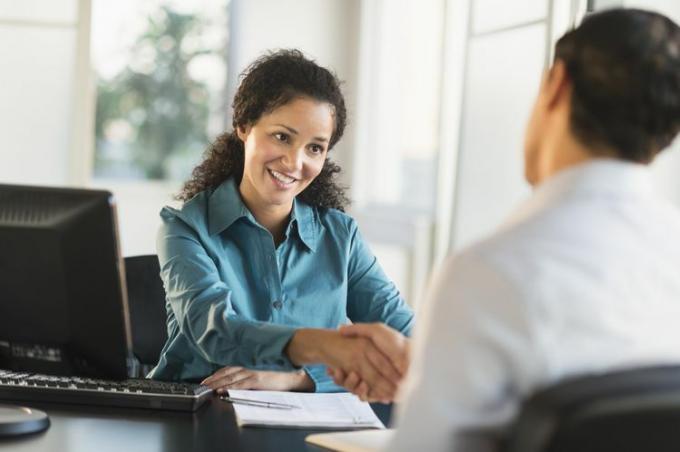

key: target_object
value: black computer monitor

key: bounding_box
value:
[0,184,132,379]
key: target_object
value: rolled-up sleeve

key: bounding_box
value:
[158,215,298,371]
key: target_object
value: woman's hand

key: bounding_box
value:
[326,323,410,403]
[327,368,373,401]
[201,367,314,394]
[286,328,402,402]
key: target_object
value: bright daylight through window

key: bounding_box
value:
[91,0,229,182]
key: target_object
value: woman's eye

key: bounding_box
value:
[310,145,324,154]
[273,132,288,142]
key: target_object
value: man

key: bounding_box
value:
[330,8,680,451]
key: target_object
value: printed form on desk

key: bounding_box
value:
[226,390,385,429]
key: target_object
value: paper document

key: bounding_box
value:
[227,390,385,429]
[306,429,394,452]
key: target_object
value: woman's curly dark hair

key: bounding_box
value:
[178,49,349,210]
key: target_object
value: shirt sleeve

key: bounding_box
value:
[301,220,415,393]
[345,220,415,336]
[387,250,542,452]
[157,214,299,371]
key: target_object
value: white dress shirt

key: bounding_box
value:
[389,159,680,452]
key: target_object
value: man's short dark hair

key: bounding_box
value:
[555,8,680,162]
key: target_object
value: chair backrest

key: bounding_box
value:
[124,255,168,370]
[503,366,680,452]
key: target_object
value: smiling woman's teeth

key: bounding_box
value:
[269,169,295,184]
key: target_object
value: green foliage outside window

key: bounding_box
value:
[95,6,222,180]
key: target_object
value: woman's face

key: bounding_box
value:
[238,96,334,212]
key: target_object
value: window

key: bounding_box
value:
[89,0,229,256]
[91,0,229,182]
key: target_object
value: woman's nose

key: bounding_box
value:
[281,147,304,171]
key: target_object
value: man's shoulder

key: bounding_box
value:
[453,223,536,265]
[445,214,559,291]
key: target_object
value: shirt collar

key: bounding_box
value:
[289,197,319,252]
[507,158,654,225]
[207,178,320,252]
[534,158,653,202]
[208,178,251,235]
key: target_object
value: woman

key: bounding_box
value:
[148,49,413,394]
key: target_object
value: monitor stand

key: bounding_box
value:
[0,405,50,437]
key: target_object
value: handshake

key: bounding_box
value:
[286,323,410,403]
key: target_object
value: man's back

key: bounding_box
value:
[484,160,680,378]
[390,160,680,452]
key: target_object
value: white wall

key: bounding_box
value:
[0,0,87,186]
[450,0,556,251]
[451,23,544,250]
[621,0,679,16]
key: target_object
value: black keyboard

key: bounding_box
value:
[0,370,213,412]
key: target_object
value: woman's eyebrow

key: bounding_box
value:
[274,123,328,143]
[274,124,298,135]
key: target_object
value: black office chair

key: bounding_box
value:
[124,255,168,376]
[503,365,680,452]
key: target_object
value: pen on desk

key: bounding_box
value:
[220,396,301,410]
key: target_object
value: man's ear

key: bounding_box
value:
[544,59,571,110]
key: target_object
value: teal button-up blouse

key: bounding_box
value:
[148,178,414,392]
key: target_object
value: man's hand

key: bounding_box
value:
[339,323,410,376]
[328,323,410,402]
[286,329,402,402]
[201,367,313,393]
